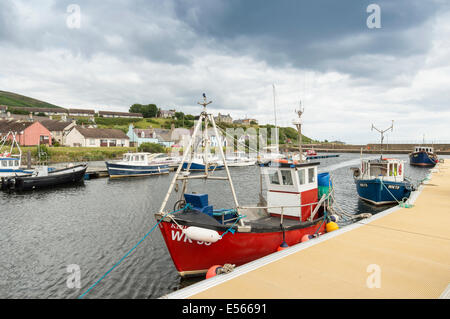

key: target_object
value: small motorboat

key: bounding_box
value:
[105,152,170,178]
[1,164,87,191]
[306,148,317,156]
[409,146,438,167]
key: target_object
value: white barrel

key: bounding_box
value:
[183,227,221,243]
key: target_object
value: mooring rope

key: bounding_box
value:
[78,204,191,299]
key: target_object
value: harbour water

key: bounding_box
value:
[0,153,434,298]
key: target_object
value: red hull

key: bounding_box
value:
[158,220,326,277]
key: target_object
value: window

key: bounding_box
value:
[89,139,95,145]
[140,155,145,161]
[14,160,19,166]
[269,171,280,185]
[280,170,293,185]
[298,169,305,185]
[100,140,108,147]
[8,160,14,167]
[308,168,316,183]
[2,161,7,167]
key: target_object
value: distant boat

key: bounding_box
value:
[182,155,224,171]
[409,146,438,167]
[306,149,317,156]
[105,152,169,178]
[225,151,256,167]
[1,164,87,191]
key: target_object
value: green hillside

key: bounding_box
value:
[0,90,63,108]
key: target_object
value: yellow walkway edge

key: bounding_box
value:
[163,161,450,299]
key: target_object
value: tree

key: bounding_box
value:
[138,142,166,153]
[129,104,158,118]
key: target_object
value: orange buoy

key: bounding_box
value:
[301,234,313,242]
[206,265,223,279]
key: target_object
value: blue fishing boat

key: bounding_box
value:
[409,146,438,167]
[105,152,169,178]
[351,121,413,205]
[352,158,413,205]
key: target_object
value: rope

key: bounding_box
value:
[379,179,413,208]
[219,215,246,239]
[78,204,190,299]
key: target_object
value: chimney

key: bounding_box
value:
[29,113,33,121]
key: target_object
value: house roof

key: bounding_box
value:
[99,111,143,117]
[153,128,172,142]
[39,119,73,131]
[0,120,35,133]
[133,128,154,138]
[68,108,96,114]
[75,126,129,139]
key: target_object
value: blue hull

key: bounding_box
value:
[356,179,412,205]
[182,162,224,171]
[409,152,436,167]
[106,162,169,178]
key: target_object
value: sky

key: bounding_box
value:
[0,0,449,144]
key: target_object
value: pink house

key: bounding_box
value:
[0,120,52,146]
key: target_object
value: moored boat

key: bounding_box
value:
[1,164,87,191]
[105,152,170,178]
[351,122,414,205]
[155,95,338,277]
[409,146,438,167]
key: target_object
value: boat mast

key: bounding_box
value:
[371,120,393,158]
[272,84,279,154]
[158,94,240,214]
[293,101,304,163]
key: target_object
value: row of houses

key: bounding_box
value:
[2,106,143,119]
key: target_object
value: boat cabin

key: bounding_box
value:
[260,161,320,221]
[359,158,404,182]
[413,146,434,153]
[0,155,21,171]
[121,152,152,165]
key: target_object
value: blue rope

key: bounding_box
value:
[78,204,190,299]
[219,215,246,239]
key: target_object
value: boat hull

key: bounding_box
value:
[355,178,412,205]
[409,151,437,167]
[182,162,224,171]
[2,165,87,191]
[105,162,169,178]
[158,219,325,277]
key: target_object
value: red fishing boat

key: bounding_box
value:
[155,95,336,277]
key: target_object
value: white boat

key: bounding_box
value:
[148,153,182,167]
[225,151,257,167]
[0,131,33,177]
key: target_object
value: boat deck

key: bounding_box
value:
[164,160,450,299]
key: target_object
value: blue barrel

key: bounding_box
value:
[318,172,332,187]
[317,172,332,198]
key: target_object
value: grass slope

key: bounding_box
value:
[0,90,63,108]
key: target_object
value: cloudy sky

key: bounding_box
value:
[1,0,449,144]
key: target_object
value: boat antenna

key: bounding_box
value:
[371,120,393,159]
[293,101,304,163]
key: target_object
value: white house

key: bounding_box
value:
[65,126,130,147]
